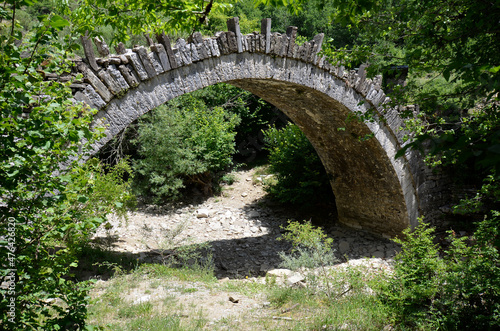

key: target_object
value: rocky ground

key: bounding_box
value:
[92,167,401,279]
[88,167,400,328]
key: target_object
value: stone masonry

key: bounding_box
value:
[67,17,448,238]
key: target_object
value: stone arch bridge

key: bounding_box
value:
[68,17,445,238]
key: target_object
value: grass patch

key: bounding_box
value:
[135,262,217,284]
[86,256,394,330]
[218,279,268,295]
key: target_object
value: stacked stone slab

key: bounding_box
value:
[71,18,350,112]
[62,17,449,238]
[71,17,397,143]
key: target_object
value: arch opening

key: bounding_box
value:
[228,79,411,236]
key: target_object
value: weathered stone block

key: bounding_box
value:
[180,45,192,65]
[270,33,282,55]
[210,38,221,57]
[96,58,109,67]
[286,26,297,57]
[217,33,230,55]
[80,34,98,71]
[189,32,203,44]
[115,42,127,55]
[133,46,157,78]
[98,69,122,95]
[83,84,106,109]
[247,34,255,52]
[118,64,140,87]
[156,32,177,69]
[118,55,128,64]
[196,43,208,60]
[227,17,243,53]
[108,64,130,91]
[93,36,110,57]
[151,44,171,71]
[310,33,324,63]
[259,34,266,53]
[149,51,164,74]
[125,52,149,81]
[189,44,200,62]
[261,18,271,53]
[279,34,289,57]
[242,34,249,52]
[77,62,112,102]
[109,57,121,65]
[226,31,237,53]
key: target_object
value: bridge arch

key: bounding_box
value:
[71,18,432,237]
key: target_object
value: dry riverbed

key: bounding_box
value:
[86,167,399,329]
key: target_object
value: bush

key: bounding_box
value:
[279,220,335,257]
[263,123,333,206]
[381,222,445,327]
[382,217,500,329]
[133,96,239,202]
[177,83,280,157]
[278,220,338,297]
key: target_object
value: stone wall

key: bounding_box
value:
[67,17,449,238]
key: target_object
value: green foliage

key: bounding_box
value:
[278,220,337,296]
[454,171,500,215]
[225,0,357,49]
[263,0,500,209]
[381,222,445,326]
[279,220,333,251]
[203,5,261,35]
[133,95,239,202]
[332,0,500,197]
[177,83,278,148]
[382,219,500,329]
[69,0,237,44]
[278,245,337,271]
[64,158,136,248]
[263,123,332,205]
[0,2,134,328]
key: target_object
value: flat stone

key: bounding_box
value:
[339,241,350,254]
[286,273,305,286]
[267,269,294,278]
[196,209,211,218]
[247,211,260,218]
[209,222,222,230]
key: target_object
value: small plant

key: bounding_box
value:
[152,220,214,273]
[278,220,338,297]
[220,172,237,186]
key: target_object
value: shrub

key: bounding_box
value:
[133,96,239,202]
[179,83,280,157]
[382,217,500,329]
[381,222,446,327]
[263,123,333,206]
[278,220,337,297]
